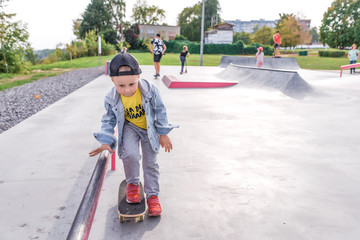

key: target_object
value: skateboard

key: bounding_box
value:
[118,180,146,223]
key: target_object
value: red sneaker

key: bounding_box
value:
[147,195,162,216]
[126,183,140,203]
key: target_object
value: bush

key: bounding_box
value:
[204,43,241,55]
[174,35,188,40]
[164,40,273,56]
[101,40,116,55]
[319,50,346,57]
[131,39,148,51]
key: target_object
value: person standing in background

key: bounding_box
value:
[179,46,190,74]
[149,34,167,78]
[348,44,359,74]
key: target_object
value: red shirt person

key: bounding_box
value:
[273,31,281,57]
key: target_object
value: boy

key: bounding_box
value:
[89,53,177,216]
[149,33,167,78]
[273,31,281,57]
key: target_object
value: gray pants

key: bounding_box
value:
[120,121,159,198]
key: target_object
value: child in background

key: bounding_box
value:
[348,44,359,74]
[179,46,190,74]
[89,53,178,216]
[256,46,264,67]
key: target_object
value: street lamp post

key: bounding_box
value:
[200,0,205,66]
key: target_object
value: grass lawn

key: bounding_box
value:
[0,51,350,91]
[295,55,348,70]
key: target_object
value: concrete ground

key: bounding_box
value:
[0,65,360,240]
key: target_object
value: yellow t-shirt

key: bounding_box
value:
[120,87,147,129]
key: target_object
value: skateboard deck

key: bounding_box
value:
[118,180,146,223]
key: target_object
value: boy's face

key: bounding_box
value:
[111,75,140,97]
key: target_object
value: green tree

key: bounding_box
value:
[0,0,30,73]
[85,30,98,56]
[310,27,319,43]
[105,0,126,41]
[233,32,252,45]
[178,3,202,41]
[205,0,221,30]
[276,14,303,49]
[79,0,113,39]
[72,18,82,40]
[68,41,88,59]
[24,44,38,65]
[320,0,360,48]
[252,26,273,45]
[132,0,165,25]
[178,0,222,41]
[102,29,118,45]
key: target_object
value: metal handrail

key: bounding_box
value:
[66,150,110,240]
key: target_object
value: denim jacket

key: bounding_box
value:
[93,78,178,155]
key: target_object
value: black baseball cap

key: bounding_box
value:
[109,53,142,76]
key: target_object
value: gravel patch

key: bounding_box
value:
[0,66,104,134]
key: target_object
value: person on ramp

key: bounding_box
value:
[273,31,281,57]
[89,53,178,216]
[256,46,264,67]
[149,33,167,78]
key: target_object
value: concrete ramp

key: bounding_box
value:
[217,64,313,99]
[219,56,300,70]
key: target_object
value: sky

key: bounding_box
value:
[5,0,335,50]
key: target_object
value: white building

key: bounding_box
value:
[204,23,234,44]
[138,24,180,41]
[225,19,276,33]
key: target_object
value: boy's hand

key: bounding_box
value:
[160,135,173,152]
[89,144,114,157]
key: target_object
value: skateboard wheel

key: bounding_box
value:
[140,215,144,222]
[120,216,125,223]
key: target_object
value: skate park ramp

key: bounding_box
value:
[219,55,300,70]
[217,64,313,99]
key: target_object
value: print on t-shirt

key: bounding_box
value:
[125,104,145,119]
[151,38,164,55]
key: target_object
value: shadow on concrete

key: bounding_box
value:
[103,205,161,239]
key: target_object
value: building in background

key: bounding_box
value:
[299,19,311,31]
[225,19,276,33]
[204,22,234,44]
[226,18,311,34]
[138,25,180,41]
